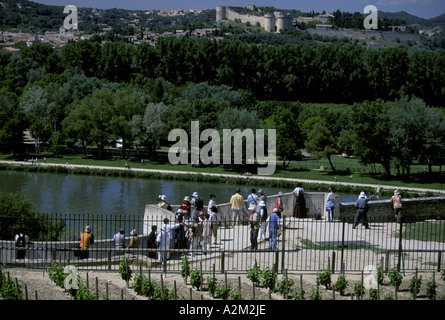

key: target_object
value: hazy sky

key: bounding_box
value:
[32,0,445,19]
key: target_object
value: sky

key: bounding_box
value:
[32,0,445,19]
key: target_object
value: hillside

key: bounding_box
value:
[379,10,445,29]
[1,0,444,33]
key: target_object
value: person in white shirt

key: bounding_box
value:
[156,218,183,263]
[325,187,336,222]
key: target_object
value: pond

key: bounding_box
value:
[0,170,358,218]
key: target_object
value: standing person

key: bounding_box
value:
[257,189,267,205]
[181,196,191,217]
[79,226,94,259]
[325,187,336,222]
[156,218,183,263]
[229,188,244,226]
[147,225,158,259]
[274,191,284,217]
[247,204,260,250]
[209,206,219,245]
[14,229,29,260]
[390,190,403,223]
[257,200,268,242]
[158,195,172,211]
[353,192,374,229]
[247,188,258,210]
[175,214,186,249]
[191,192,203,220]
[266,208,282,251]
[127,229,140,249]
[292,183,307,218]
[201,213,212,254]
[114,228,126,249]
[188,218,200,257]
[207,194,217,214]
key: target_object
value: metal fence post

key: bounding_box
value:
[281,216,286,273]
[340,217,345,271]
[397,220,403,272]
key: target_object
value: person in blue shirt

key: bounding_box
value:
[353,192,374,229]
[266,208,282,250]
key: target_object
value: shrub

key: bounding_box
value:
[334,273,348,295]
[388,266,403,289]
[207,275,218,296]
[190,268,202,290]
[231,290,243,300]
[277,276,295,298]
[247,261,262,285]
[119,259,133,282]
[0,192,65,241]
[408,273,422,298]
[317,267,331,289]
[216,284,231,300]
[354,282,365,299]
[0,271,23,300]
[292,287,305,300]
[261,267,277,292]
[369,288,378,300]
[181,254,190,279]
[426,274,437,300]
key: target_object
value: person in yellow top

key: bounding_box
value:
[229,188,245,227]
[79,226,94,259]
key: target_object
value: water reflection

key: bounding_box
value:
[0,170,358,218]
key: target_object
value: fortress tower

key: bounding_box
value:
[275,11,293,32]
[216,4,294,33]
[264,13,275,32]
[216,6,226,22]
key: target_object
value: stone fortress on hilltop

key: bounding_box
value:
[216,3,293,33]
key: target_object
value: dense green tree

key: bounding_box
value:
[109,87,148,157]
[389,96,445,177]
[0,90,28,154]
[305,122,338,172]
[0,192,65,241]
[350,100,393,177]
[264,106,303,167]
[19,86,52,152]
[61,40,102,77]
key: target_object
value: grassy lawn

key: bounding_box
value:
[1,151,444,191]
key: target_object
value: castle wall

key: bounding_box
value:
[216,5,293,33]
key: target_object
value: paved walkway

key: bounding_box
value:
[1,160,444,195]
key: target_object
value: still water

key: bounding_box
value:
[0,170,358,218]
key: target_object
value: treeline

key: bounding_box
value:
[0,37,444,177]
[331,10,408,31]
[2,37,444,105]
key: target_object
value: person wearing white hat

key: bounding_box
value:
[156,218,184,263]
[127,229,140,249]
[158,195,172,211]
[190,192,203,220]
[353,192,374,229]
[257,200,268,242]
[78,226,94,259]
[390,190,403,223]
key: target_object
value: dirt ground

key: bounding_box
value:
[2,266,445,301]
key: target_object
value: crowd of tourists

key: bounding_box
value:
[13,185,405,264]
